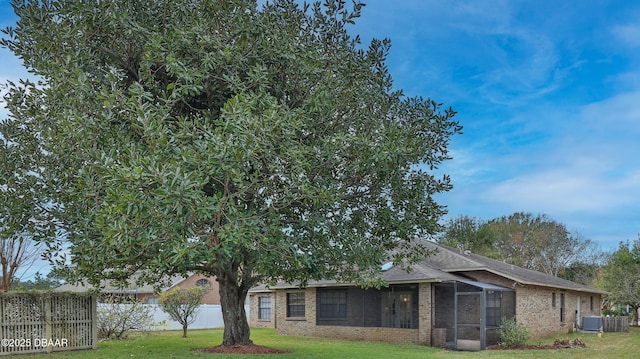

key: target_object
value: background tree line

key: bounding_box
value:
[437,212,607,285]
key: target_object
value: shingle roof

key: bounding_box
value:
[250,241,607,295]
[249,260,463,292]
[421,241,608,294]
[55,273,187,294]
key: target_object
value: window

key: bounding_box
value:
[146,297,159,304]
[287,292,305,318]
[196,278,213,292]
[486,291,501,327]
[560,293,565,323]
[552,292,556,308]
[590,296,594,311]
[258,296,271,320]
[318,290,347,319]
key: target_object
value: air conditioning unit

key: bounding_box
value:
[582,316,603,332]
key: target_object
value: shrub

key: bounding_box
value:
[497,317,530,348]
[603,308,628,317]
[97,296,156,340]
[159,286,207,338]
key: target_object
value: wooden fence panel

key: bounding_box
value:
[602,316,629,332]
[0,292,97,356]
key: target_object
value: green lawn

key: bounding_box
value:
[14,327,640,359]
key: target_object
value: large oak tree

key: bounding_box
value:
[1,0,461,346]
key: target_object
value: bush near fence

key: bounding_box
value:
[0,292,97,356]
[150,304,250,331]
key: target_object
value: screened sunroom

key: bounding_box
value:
[433,280,516,351]
[315,284,419,329]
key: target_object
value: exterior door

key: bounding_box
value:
[576,296,581,329]
[381,292,413,328]
[455,292,482,351]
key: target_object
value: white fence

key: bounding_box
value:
[148,304,250,331]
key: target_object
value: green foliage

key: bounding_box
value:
[12,271,65,291]
[2,0,461,345]
[486,212,573,274]
[561,260,605,286]
[437,215,496,257]
[440,212,603,279]
[498,317,531,348]
[97,296,156,340]
[599,238,640,325]
[0,124,51,291]
[159,286,207,338]
[603,308,629,317]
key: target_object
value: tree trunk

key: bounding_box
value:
[1,261,11,292]
[182,323,188,338]
[217,269,253,346]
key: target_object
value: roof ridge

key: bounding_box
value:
[426,241,487,269]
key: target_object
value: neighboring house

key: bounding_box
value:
[57,273,250,331]
[57,273,221,305]
[249,241,607,351]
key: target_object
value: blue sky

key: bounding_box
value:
[349,0,640,251]
[1,1,640,279]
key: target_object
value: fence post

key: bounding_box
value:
[45,295,53,353]
[91,294,98,349]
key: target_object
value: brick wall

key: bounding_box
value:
[459,271,603,338]
[172,274,221,305]
[249,292,275,328]
[418,282,432,345]
[249,276,602,346]
[270,286,430,345]
[313,325,419,344]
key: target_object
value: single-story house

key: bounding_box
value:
[249,241,607,351]
[57,273,221,305]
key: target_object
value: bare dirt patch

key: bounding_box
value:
[194,344,292,354]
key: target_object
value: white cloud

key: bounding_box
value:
[488,86,640,204]
[612,23,640,48]
[579,90,640,128]
[439,82,640,249]
[484,168,640,213]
